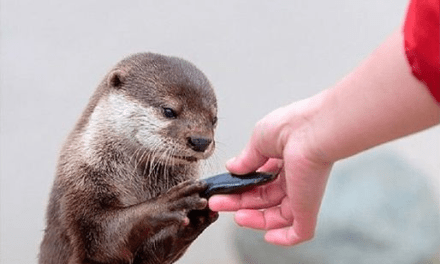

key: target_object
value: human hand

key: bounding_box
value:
[209,97,334,246]
[209,28,440,247]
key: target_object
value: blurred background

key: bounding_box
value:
[1,0,439,263]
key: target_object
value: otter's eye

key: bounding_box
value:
[212,116,218,126]
[163,107,177,119]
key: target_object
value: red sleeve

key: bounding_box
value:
[403,0,440,103]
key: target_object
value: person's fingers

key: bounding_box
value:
[264,227,302,246]
[226,111,286,175]
[234,196,293,230]
[208,176,286,211]
[262,140,331,246]
[256,158,283,175]
[208,194,241,211]
[263,217,316,246]
[225,143,268,175]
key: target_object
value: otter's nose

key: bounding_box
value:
[187,136,212,152]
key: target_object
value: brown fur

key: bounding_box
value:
[39,53,218,264]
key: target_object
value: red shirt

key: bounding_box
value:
[404,0,440,103]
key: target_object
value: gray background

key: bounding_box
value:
[1,0,439,263]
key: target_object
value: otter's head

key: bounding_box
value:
[96,53,217,165]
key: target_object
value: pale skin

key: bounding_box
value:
[208,27,440,246]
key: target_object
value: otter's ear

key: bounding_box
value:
[107,69,127,88]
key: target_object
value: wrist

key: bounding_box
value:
[280,89,335,165]
[301,89,338,164]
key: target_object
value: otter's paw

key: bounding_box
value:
[153,180,208,226]
[178,209,219,241]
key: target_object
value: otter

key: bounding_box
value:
[39,53,219,264]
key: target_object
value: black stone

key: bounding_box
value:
[201,172,277,198]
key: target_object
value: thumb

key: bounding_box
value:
[226,142,269,175]
[227,107,287,175]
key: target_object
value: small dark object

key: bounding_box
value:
[201,172,277,198]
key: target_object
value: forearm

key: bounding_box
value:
[311,28,440,162]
